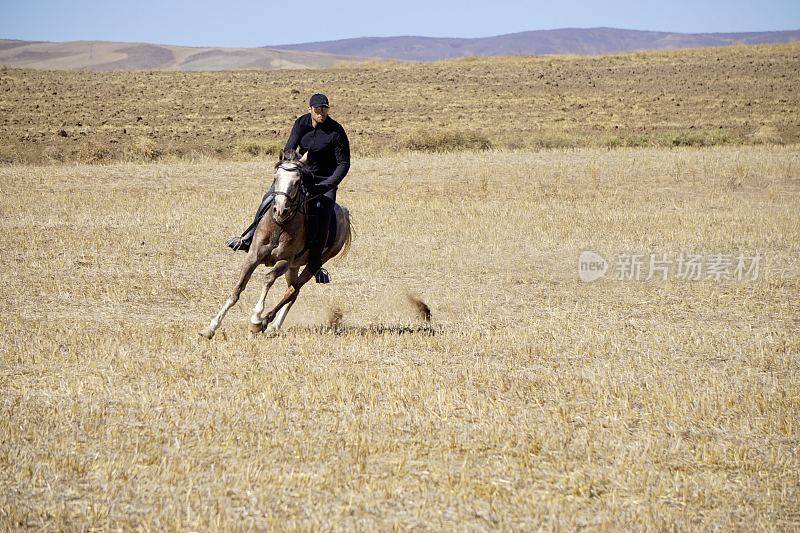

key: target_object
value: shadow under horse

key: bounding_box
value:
[200,151,352,339]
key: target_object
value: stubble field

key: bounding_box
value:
[1,143,798,529]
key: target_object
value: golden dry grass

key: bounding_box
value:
[1,42,799,164]
[1,145,798,529]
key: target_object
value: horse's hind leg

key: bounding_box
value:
[266,267,299,333]
[200,252,263,339]
[261,264,316,328]
[249,260,289,333]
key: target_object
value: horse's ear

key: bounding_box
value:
[299,151,308,163]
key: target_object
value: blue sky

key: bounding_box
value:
[2,0,799,47]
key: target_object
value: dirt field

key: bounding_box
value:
[1,42,799,164]
[1,145,798,529]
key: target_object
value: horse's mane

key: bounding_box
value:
[275,149,305,170]
[275,161,303,172]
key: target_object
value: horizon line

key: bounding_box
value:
[2,26,800,50]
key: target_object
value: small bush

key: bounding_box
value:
[235,139,284,159]
[604,135,653,149]
[669,131,709,147]
[529,134,576,150]
[77,142,114,164]
[126,136,163,162]
[749,125,784,145]
[604,130,736,149]
[352,136,397,157]
[664,129,734,148]
[43,146,66,163]
[405,131,492,152]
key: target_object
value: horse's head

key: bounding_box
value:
[272,149,307,224]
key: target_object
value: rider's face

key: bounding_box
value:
[310,105,329,124]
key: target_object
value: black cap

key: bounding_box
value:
[309,93,329,108]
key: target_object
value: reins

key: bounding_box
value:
[271,161,321,226]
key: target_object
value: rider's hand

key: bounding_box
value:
[301,169,326,194]
[300,168,315,188]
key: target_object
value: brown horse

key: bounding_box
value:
[200,151,352,339]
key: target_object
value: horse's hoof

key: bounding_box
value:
[199,328,215,339]
[248,321,264,334]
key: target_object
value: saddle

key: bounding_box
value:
[229,194,337,252]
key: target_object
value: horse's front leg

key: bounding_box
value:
[200,249,265,339]
[261,264,316,327]
[248,260,289,333]
[265,267,300,333]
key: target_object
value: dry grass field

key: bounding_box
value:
[1,42,799,164]
[1,144,798,529]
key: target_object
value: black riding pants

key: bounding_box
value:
[306,196,334,272]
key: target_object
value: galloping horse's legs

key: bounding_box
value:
[266,267,299,332]
[200,249,267,339]
[249,260,289,332]
[261,264,316,327]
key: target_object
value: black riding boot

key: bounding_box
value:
[226,188,274,252]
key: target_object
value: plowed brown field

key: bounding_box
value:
[1,43,798,164]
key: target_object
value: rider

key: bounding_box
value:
[227,93,350,282]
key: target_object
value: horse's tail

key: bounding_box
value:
[339,206,353,259]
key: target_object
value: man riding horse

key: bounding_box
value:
[227,93,350,283]
[201,94,352,339]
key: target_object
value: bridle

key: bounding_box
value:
[271,161,308,226]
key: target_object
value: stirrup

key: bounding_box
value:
[315,268,330,284]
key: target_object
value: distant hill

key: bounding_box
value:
[2,27,799,71]
[0,39,358,71]
[269,27,800,61]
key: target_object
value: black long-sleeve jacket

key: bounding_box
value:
[284,113,350,201]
